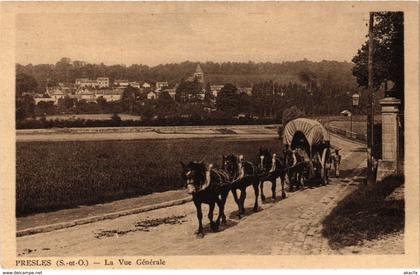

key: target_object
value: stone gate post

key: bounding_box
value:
[376,96,401,182]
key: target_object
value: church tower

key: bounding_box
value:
[193,64,204,84]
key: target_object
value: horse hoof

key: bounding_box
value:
[195,231,204,238]
[253,207,259,212]
[272,197,276,202]
[210,222,217,232]
[261,196,266,201]
[282,193,286,199]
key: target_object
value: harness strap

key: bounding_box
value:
[269,154,277,173]
[292,152,297,166]
[199,164,213,191]
[237,155,245,179]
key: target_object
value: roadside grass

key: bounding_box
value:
[321,175,404,249]
[16,138,281,217]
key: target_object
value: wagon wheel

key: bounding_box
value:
[320,148,330,185]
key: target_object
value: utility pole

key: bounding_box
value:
[367,12,375,184]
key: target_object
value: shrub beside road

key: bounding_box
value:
[322,175,404,249]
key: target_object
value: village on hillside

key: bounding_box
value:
[31,64,232,106]
[16,58,364,128]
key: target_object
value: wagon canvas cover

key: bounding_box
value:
[283,118,330,146]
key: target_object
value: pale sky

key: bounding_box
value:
[15,3,369,66]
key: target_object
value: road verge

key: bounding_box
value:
[17,196,192,237]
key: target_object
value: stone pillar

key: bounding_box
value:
[376,97,401,182]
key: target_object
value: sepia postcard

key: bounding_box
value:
[0,1,419,270]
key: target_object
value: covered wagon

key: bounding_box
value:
[282,118,332,186]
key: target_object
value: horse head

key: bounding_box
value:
[180,161,208,194]
[222,153,241,181]
[284,148,296,168]
[258,148,273,173]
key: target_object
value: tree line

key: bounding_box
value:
[16,59,356,94]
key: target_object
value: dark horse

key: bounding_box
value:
[284,148,304,191]
[222,154,260,217]
[257,148,287,201]
[180,161,231,237]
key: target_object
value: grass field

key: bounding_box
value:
[16,137,281,217]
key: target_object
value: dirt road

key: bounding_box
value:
[17,134,368,256]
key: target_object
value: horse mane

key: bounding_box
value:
[224,154,241,180]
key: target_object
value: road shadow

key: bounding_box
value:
[260,196,285,204]
[339,167,365,179]
[351,147,366,153]
[303,179,325,188]
[321,174,405,250]
[199,218,239,236]
[228,206,264,220]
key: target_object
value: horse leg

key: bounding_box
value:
[260,180,266,202]
[280,173,286,199]
[215,195,226,229]
[300,172,305,188]
[239,187,247,215]
[286,171,293,192]
[208,201,217,232]
[271,177,277,201]
[253,179,260,212]
[296,173,301,189]
[219,191,228,225]
[194,200,204,237]
[231,188,241,213]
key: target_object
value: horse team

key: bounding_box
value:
[180,147,302,238]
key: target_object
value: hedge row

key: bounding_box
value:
[16,117,281,129]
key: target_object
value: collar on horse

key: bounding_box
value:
[236,155,245,180]
[229,154,245,182]
[269,153,277,173]
[198,163,213,191]
[198,164,231,192]
[260,153,279,174]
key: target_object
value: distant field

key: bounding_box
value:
[16,137,281,216]
[39,114,142,121]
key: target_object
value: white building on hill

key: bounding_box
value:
[95,89,123,102]
[75,77,109,88]
[129,82,140,89]
[142,82,151,89]
[147,91,158,100]
[210,84,224,97]
[97,77,110,88]
[155,81,169,91]
[114,79,129,87]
